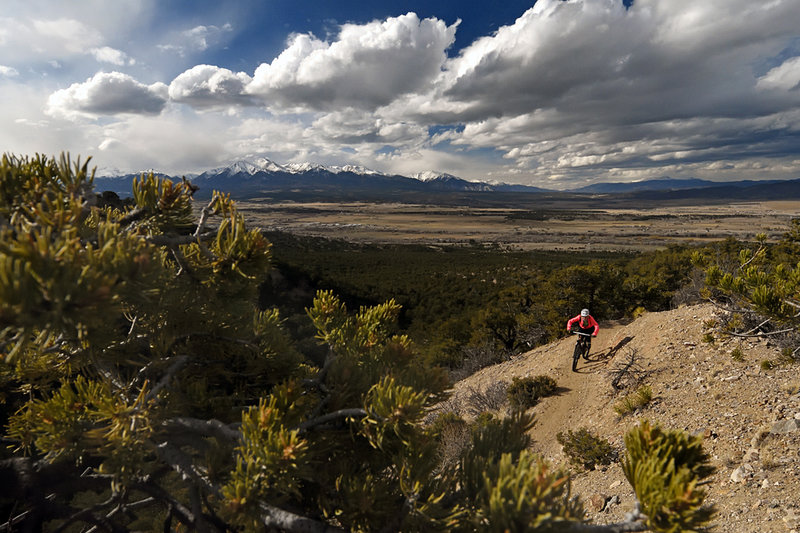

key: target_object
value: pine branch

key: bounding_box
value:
[132,481,196,527]
[153,442,219,497]
[258,502,345,533]
[146,231,216,247]
[145,355,189,402]
[161,417,241,444]
[297,408,369,433]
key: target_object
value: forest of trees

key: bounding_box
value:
[262,231,701,375]
[5,152,792,532]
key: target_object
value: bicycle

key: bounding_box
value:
[570,331,593,372]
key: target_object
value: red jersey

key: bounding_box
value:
[567,314,599,335]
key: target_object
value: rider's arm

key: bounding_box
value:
[590,316,599,336]
[566,315,579,331]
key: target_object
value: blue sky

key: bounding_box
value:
[1,0,799,188]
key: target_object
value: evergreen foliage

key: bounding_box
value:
[613,385,654,417]
[693,226,800,359]
[506,375,559,409]
[556,427,617,470]
[622,420,715,533]
[0,153,714,532]
[265,231,698,373]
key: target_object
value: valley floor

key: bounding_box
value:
[238,200,800,251]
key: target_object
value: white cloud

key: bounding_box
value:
[31,18,104,54]
[246,13,458,110]
[0,65,19,77]
[398,0,800,184]
[3,0,800,186]
[757,56,800,93]
[169,65,254,107]
[46,72,168,119]
[158,23,233,57]
[90,46,134,66]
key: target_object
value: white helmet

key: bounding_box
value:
[580,308,590,317]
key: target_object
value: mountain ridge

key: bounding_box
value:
[93,158,799,201]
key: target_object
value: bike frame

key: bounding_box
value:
[570,331,592,371]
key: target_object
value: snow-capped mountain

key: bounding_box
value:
[93,158,800,201]
[412,171,457,182]
[94,158,548,198]
[202,157,287,177]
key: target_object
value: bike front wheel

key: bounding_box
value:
[572,342,581,371]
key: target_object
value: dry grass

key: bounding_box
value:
[237,200,799,251]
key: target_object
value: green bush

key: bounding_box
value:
[506,375,558,409]
[730,347,745,362]
[613,384,654,417]
[623,420,715,532]
[556,427,617,470]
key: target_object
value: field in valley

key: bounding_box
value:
[237,197,800,251]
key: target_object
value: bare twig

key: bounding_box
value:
[724,327,795,338]
[146,231,216,247]
[297,408,369,433]
[258,502,345,533]
[145,355,189,402]
[161,417,241,444]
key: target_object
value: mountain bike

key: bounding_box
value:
[570,331,593,372]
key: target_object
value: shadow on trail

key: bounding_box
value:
[573,337,633,373]
[603,336,634,360]
[551,386,572,396]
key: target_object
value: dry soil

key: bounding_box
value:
[445,303,800,532]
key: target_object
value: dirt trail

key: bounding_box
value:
[450,317,636,461]
[445,304,800,531]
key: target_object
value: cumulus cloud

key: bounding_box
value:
[6,0,800,185]
[757,56,800,93]
[245,13,458,110]
[159,23,233,56]
[46,72,168,119]
[412,0,800,184]
[169,65,254,107]
[0,65,19,77]
[90,46,134,66]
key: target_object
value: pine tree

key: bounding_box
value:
[693,226,800,358]
[1,153,713,532]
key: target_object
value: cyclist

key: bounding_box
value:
[567,308,599,355]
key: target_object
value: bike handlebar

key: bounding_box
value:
[570,331,593,337]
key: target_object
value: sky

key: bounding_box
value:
[1,0,800,189]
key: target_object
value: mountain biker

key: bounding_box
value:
[567,308,599,352]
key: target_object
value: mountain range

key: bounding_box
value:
[94,157,798,201]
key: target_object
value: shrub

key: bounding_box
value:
[730,347,745,362]
[556,427,617,470]
[465,381,509,416]
[430,412,472,469]
[761,359,775,371]
[623,420,715,532]
[506,375,558,409]
[613,385,653,417]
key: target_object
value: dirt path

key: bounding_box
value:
[449,319,634,461]
[444,304,800,531]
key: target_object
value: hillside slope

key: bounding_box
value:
[446,304,800,532]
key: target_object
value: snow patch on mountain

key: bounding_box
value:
[208,158,287,176]
[412,171,460,182]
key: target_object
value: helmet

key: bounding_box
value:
[580,309,590,317]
